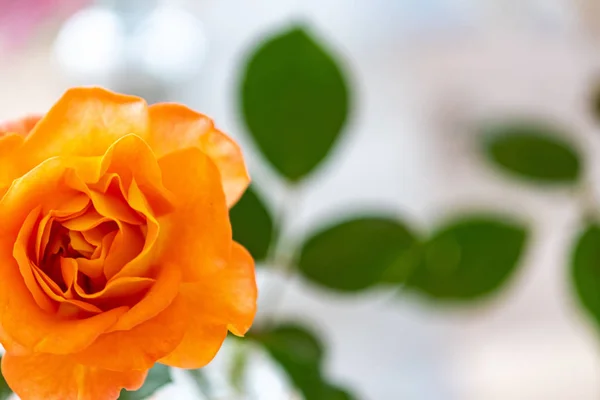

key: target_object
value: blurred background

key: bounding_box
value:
[2,0,600,399]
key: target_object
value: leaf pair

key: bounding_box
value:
[232,191,529,302]
[481,120,600,338]
[298,215,528,300]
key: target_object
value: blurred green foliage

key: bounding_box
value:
[298,216,418,292]
[231,25,544,400]
[188,368,213,398]
[0,358,11,400]
[251,323,323,398]
[482,121,581,184]
[571,224,600,329]
[230,186,274,262]
[240,27,350,181]
[249,323,354,400]
[407,216,527,300]
[229,340,249,395]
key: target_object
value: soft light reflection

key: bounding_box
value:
[54,7,123,85]
[53,3,206,94]
[131,4,207,84]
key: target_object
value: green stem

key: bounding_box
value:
[575,175,599,223]
[261,183,301,325]
[187,368,213,399]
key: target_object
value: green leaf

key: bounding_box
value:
[571,223,600,329]
[251,323,325,399]
[298,216,418,292]
[230,186,274,261]
[240,27,350,181]
[119,364,171,400]
[0,359,12,400]
[407,216,527,300]
[482,121,581,184]
[251,324,361,400]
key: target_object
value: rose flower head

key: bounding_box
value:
[0,87,257,399]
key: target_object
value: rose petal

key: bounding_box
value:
[75,231,117,281]
[180,242,257,336]
[20,88,148,168]
[30,265,103,316]
[159,242,257,369]
[89,189,144,226]
[148,103,250,207]
[68,230,95,257]
[199,128,251,207]
[2,352,147,400]
[89,135,173,281]
[108,179,160,280]
[14,207,57,313]
[159,319,227,369]
[73,273,153,303]
[0,133,25,195]
[50,193,90,220]
[74,293,186,371]
[27,259,107,317]
[35,213,54,263]
[0,157,86,238]
[88,173,145,225]
[60,257,77,293]
[0,324,29,356]
[212,242,257,336]
[158,147,231,282]
[0,115,42,137]
[0,115,41,195]
[35,195,91,264]
[0,88,148,204]
[101,222,145,279]
[108,263,181,332]
[81,222,115,248]
[61,208,111,231]
[98,134,174,217]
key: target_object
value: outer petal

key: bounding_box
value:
[160,242,257,368]
[158,147,231,282]
[74,293,186,371]
[0,115,42,137]
[204,242,257,336]
[9,87,148,183]
[159,311,227,369]
[2,352,147,400]
[148,103,250,207]
[0,133,25,194]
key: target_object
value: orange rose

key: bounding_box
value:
[0,87,257,399]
